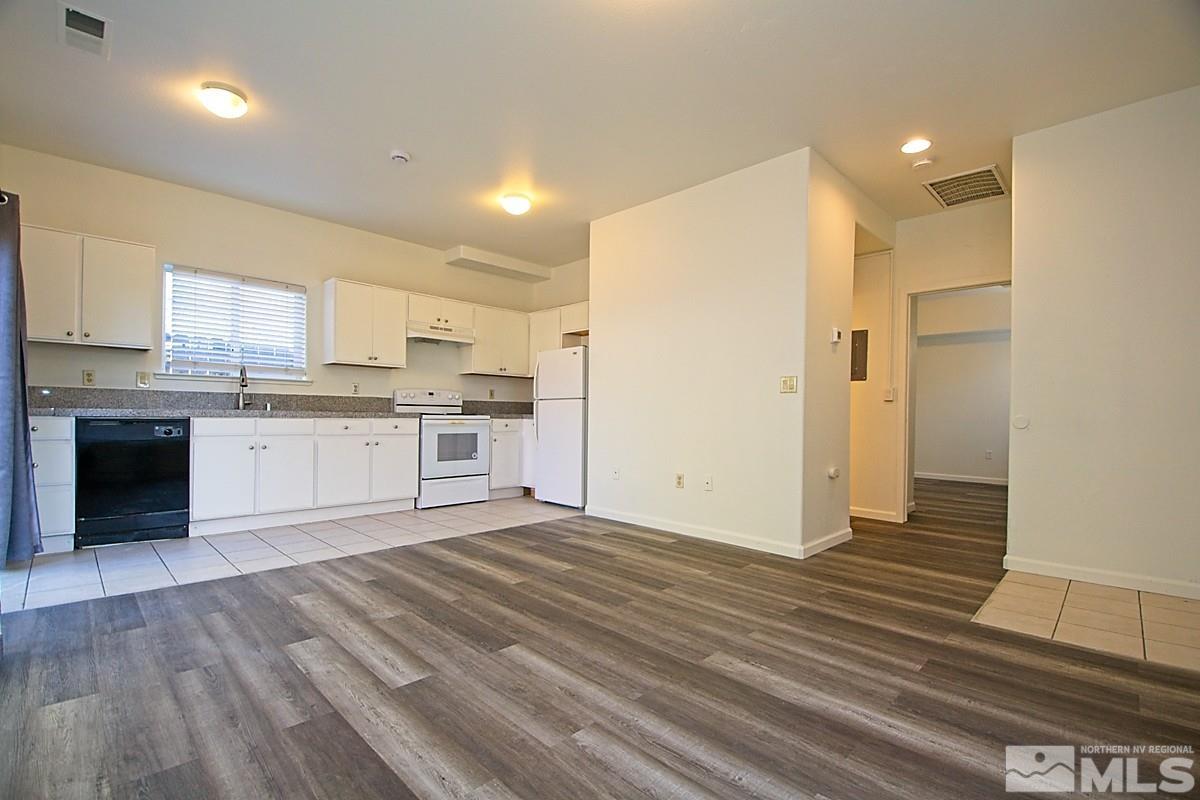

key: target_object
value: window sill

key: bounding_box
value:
[153,372,313,387]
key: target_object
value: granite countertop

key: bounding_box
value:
[34,408,534,419]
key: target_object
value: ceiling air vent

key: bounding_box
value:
[922,165,1008,209]
[58,3,112,59]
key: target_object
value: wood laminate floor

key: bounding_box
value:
[2,481,1198,799]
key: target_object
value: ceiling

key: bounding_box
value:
[2,1,1197,266]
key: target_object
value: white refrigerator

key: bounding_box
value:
[534,346,587,508]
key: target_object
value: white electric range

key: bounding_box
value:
[393,389,491,508]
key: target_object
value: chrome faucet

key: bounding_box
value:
[237,366,252,410]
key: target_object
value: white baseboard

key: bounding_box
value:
[190,498,416,536]
[915,471,1008,486]
[907,501,917,513]
[798,527,853,558]
[850,506,904,523]
[1003,555,1200,600]
[585,506,803,558]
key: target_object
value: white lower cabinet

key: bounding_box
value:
[30,416,75,551]
[490,430,522,490]
[520,419,536,488]
[257,436,316,513]
[316,436,372,507]
[192,417,419,524]
[191,435,258,520]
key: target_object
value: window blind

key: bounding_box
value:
[163,265,308,379]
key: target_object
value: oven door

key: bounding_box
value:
[420,419,491,479]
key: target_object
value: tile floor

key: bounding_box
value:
[0,497,578,612]
[973,570,1200,671]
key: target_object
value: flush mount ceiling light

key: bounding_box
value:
[499,193,532,216]
[198,81,248,119]
[900,137,932,154]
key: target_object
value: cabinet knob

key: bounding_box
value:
[392,424,398,429]
[343,425,350,430]
[248,445,255,450]
[261,444,268,449]
[32,462,38,469]
[30,425,38,432]
[374,441,380,446]
[83,332,91,338]
[65,331,73,337]
[363,441,370,446]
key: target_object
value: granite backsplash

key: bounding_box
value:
[27,386,532,418]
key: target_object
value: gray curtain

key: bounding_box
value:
[0,190,42,566]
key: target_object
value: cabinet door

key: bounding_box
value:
[440,298,474,329]
[520,419,536,487]
[192,436,257,520]
[328,279,374,364]
[21,226,81,344]
[500,311,530,376]
[528,309,561,373]
[408,294,442,323]
[370,435,419,501]
[490,431,521,490]
[469,306,507,374]
[257,436,315,513]
[372,286,408,367]
[560,301,589,334]
[81,237,155,348]
[31,440,73,486]
[316,436,372,507]
[35,484,75,536]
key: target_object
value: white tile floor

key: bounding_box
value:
[0,497,579,613]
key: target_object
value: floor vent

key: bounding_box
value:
[922,165,1007,208]
[58,3,112,59]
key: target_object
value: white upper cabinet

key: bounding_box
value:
[529,308,562,370]
[21,225,154,349]
[81,236,156,348]
[22,227,81,344]
[322,278,408,368]
[560,301,589,334]
[409,293,475,328]
[462,306,530,376]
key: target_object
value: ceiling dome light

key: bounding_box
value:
[500,194,532,215]
[900,138,932,154]
[198,82,248,119]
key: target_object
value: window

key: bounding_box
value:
[163,265,308,380]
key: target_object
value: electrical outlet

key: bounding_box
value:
[611,469,619,480]
[703,475,713,492]
[985,450,993,460]
[82,369,96,387]
[675,473,685,489]
[135,371,150,388]
[489,388,496,399]
[351,382,360,395]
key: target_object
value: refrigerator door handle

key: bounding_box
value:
[533,358,540,400]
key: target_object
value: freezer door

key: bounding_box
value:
[535,346,586,400]
[534,398,586,507]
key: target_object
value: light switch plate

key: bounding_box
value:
[135,371,150,388]
[779,375,798,393]
[82,369,96,387]
[830,327,843,344]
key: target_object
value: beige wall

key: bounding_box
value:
[588,147,892,558]
[848,197,1012,521]
[914,287,1011,484]
[533,257,589,309]
[1,145,586,400]
[1007,86,1200,598]
[850,252,897,519]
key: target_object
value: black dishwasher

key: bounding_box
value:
[75,418,190,548]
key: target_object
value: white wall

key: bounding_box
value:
[848,198,1012,521]
[914,287,1011,484]
[1,145,587,400]
[1007,86,1200,598]
[850,252,896,519]
[533,257,589,309]
[588,147,892,558]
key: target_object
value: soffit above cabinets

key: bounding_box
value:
[444,246,551,283]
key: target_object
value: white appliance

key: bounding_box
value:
[534,346,587,508]
[394,389,491,508]
[406,318,474,344]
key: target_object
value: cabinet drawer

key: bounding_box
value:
[315,418,370,436]
[491,419,523,433]
[193,418,257,437]
[29,417,73,440]
[257,418,315,436]
[32,440,73,486]
[371,418,419,435]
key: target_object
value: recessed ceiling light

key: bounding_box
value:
[500,194,532,216]
[901,138,932,154]
[198,81,248,119]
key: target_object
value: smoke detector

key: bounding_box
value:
[57,3,112,59]
[390,150,411,164]
[922,164,1008,208]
